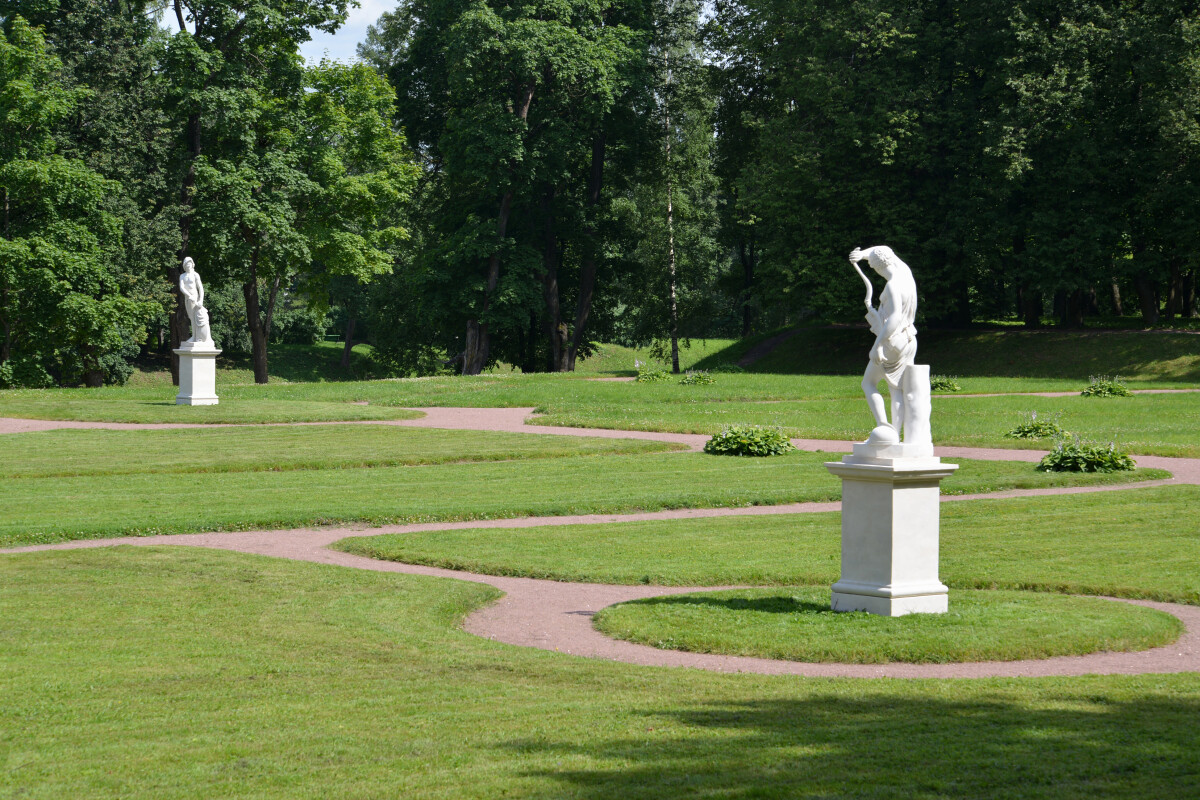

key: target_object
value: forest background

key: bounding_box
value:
[2,0,1199,387]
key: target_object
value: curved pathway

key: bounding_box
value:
[6,527,1198,679]
[3,406,1199,678]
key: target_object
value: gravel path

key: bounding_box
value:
[6,527,1198,679]
[4,405,1199,678]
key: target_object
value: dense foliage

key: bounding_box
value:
[4,0,1200,385]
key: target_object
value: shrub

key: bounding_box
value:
[634,359,671,383]
[1037,437,1135,473]
[1006,411,1069,440]
[930,374,961,392]
[710,363,744,374]
[679,370,715,386]
[704,425,796,456]
[1081,374,1132,397]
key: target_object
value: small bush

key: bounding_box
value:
[634,360,671,383]
[679,370,715,386]
[1037,437,1135,473]
[704,425,796,456]
[710,363,744,374]
[930,374,961,392]
[1006,411,1069,440]
[1081,374,1132,397]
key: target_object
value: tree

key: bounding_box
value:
[0,17,154,387]
[185,58,417,382]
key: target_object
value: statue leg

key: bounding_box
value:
[861,362,889,427]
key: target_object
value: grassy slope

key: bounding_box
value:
[593,587,1181,663]
[748,326,1200,383]
[1,548,1198,799]
[0,447,1165,547]
[337,485,1200,604]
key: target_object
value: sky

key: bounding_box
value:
[298,0,392,64]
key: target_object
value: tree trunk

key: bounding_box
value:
[242,249,270,384]
[740,237,756,337]
[1111,281,1123,316]
[566,132,605,372]
[540,187,566,371]
[1021,287,1041,328]
[1064,289,1085,328]
[340,317,356,369]
[463,80,536,376]
[664,65,679,374]
[1134,272,1160,326]
[1165,258,1185,320]
[1186,272,1196,318]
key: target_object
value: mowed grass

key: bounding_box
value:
[593,587,1182,663]
[337,485,1200,604]
[0,446,1165,547]
[7,367,1200,455]
[0,426,682,478]
[2,547,1199,799]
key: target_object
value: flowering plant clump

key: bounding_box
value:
[704,425,796,456]
[1081,374,1132,397]
[1037,436,1135,473]
[634,359,671,383]
[1006,411,1069,440]
[930,374,961,392]
[679,370,715,386]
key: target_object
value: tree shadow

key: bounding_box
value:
[633,593,829,615]
[504,691,1200,798]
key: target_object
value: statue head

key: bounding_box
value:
[182,257,195,273]
[865,246,899,279]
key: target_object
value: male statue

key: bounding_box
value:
[179,257,212,345]
[849,246,918,439]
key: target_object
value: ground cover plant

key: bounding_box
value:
[1006,411,1069,440]
[704,425,795,456]
[1038,437,1136,473]
[337,486,1200,604]
[930,374,962,392]
[593,587,1180,663]
[677,370,715,386]
[1082,374,1133,397]
[0,447,1165,547]
[2,547,1198,799]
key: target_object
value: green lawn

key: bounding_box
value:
[337,485,1200,604]
[7,358,1200,455]
[1,548,1198,799]
[0,445,1165,547]
[0,425,681,478]
[594,586,1181,663]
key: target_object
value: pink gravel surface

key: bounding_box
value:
[4,405,1199,678]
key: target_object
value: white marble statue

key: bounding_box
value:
[179,257,212,346]
[849,246,919,444]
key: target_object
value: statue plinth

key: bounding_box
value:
[174,343,221,406]
[824,450,957,616]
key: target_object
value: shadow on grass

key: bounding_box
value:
[631,593,829,615]
[508,693,1200,798]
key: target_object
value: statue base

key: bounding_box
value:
[824,449,957,616]
[174,344,221,405]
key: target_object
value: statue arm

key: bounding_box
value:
[196,276,204,308]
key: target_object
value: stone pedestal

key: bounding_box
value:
[174,345,221,405]
[824,453,957,616]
